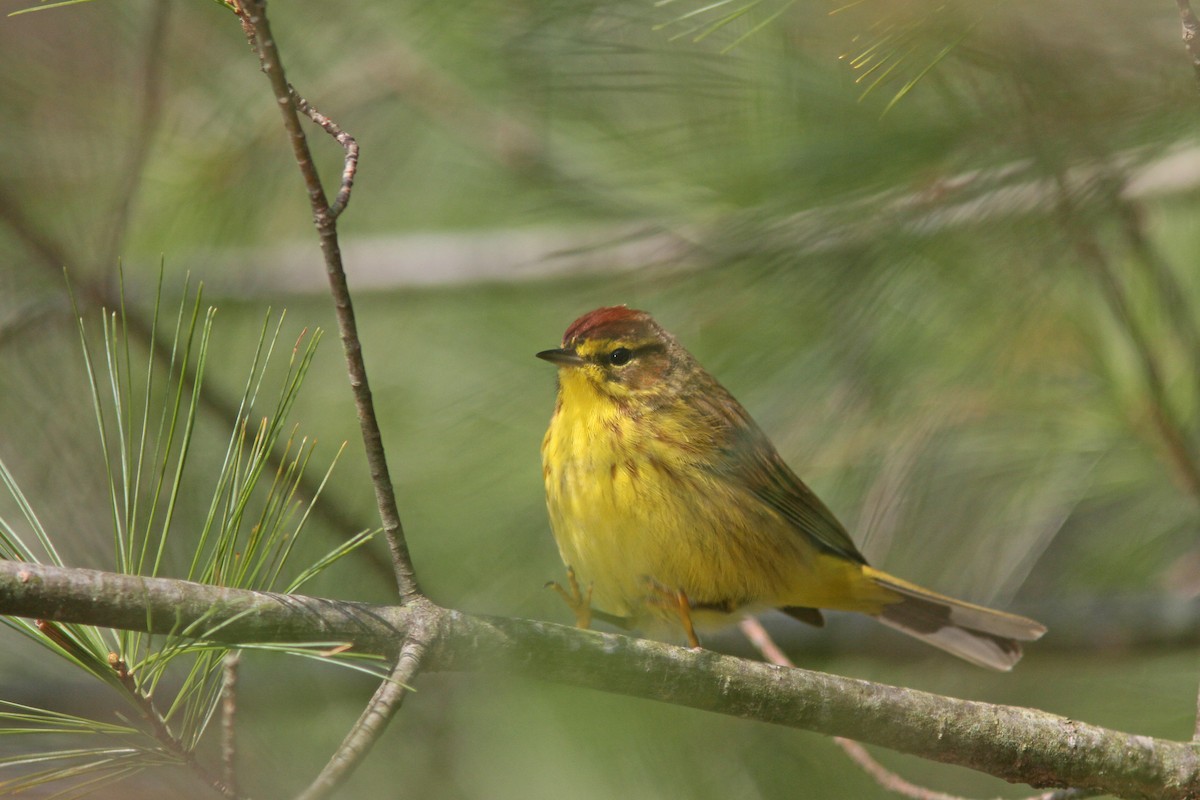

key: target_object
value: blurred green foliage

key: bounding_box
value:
[1,0,1199,797]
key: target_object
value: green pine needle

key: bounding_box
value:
[0,273,369,796]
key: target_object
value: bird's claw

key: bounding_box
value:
[547,566,593,630]
[643,577,702,649]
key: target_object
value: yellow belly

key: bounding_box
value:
[541,374,890,630]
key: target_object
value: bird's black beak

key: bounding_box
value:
[536,348,584,366]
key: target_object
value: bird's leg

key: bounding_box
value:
[546,566,593,630]
[673,590,701,649]
[643,578,701,648]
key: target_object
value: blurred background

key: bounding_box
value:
[1,0,1199,797]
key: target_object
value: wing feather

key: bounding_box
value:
[692,380,867,566]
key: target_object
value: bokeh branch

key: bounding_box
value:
[1178,0,1200,91]
[0,3,397,585]
[234,0,419,601]
[0,213,396,585]
[97,0,169,274]
[1114,195,1200,414]
[1050,169,1200,503]
[1,559,1197,800]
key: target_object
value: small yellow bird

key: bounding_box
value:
[538,306,1045,670]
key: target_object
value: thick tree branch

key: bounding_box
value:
[1,560,1196,800]
[0,561,408,653]
[739,618,1095,800]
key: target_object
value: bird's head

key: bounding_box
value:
[537,306,685,404]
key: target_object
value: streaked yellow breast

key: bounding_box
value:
[541,367,897,634]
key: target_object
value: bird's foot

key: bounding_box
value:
[546,566,593,630]
[643,578,701,649]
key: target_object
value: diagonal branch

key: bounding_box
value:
[0,0,391,589]
[97,0,171,272]
[1050,170,1200,503]
[234,0,420,602]
[104,651,239,798]
[0,194,398,588]
[1,559,1198,800]
[1112,194,1200,444]
[294,630,428,800]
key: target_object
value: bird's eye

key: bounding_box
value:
[607,347,633,366]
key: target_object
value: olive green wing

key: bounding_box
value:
[696,384,868,566]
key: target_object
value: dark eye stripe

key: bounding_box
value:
[595,343,665,367]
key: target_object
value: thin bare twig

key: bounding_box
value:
[294,631,427,800]
[292,91,358,219]
[111,652,240,799]
[838,737,1090,800]
[737,618,1093,800]
[234,0,420,602]
[740,617,965,800]
[221,651,241,797]
[36,621,237,796]
[836,738,981,800]
[231,3,427,796]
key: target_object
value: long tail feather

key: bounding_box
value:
[864,567,1046,671]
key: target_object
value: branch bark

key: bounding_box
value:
[221,652,241,797]
[294,631,427,800]
[1,560,1196,800]
[739,618,1096,800]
